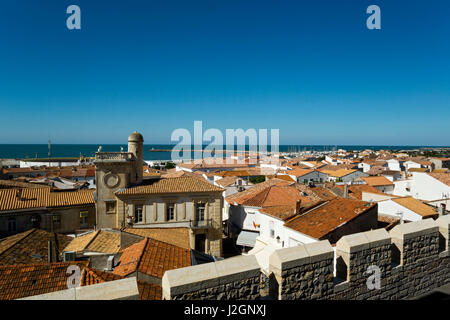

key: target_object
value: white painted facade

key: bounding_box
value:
[228,204,317,249]
[377,199,426,222]
[281,171,328,184]
[20,160,81,168]
[393,172,450,201]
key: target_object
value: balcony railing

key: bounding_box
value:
[190,219,212,229]
[95,152,134,161]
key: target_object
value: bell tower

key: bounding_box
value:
[94,131,144,229]
[128,131,144,184]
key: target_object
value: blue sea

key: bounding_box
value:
[0,144,448,161]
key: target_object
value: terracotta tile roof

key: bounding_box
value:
[284,198,376,240]
[85,230,121,254]
[63,231,99,253]
[115,176,223,196]
[367,166,386,176]
[432,168,449,173]
[0,261,88,300]
[408,168,429,172]
[0,229,72,266]
[361,176,394,186]
[216,168,271,177]
[112,239,147,277]
[225,178,292,204]
[259,205,297,220]
[391,197,437,217]
[137,280,162,300]
[215,176,239,187]
[0,180,47,189]
[318,169,357,178]
[122,227,191,250]
[63,230,121,254]
[0,187,94,212]
[334,184,388,200]
[428,172,450,186]
[284,168,314,178]
[112,237,191,279]
[58,167,96,178]
[80,267,124,286]
[309,187,337,201]
[161,170,205,179]
[239,185,308,208]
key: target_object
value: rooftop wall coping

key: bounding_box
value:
[390,219,439,241]
[162,254,260,297]
[335,228,391,254]
[269,240,333,270]
[20,277,139,300]
[436,215,450,233]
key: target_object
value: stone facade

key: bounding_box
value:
[162,215,450,300]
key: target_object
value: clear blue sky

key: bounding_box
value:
[0,0,449,145]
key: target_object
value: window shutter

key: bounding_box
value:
[153,202,157,222]
[181,202,186,220]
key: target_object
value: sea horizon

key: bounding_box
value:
[1,144,449,161]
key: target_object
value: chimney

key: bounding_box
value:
[47,233,58,263]
[295,199,302,215]
[343,184,349,198]
[439,203,446,216]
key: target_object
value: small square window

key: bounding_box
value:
[106,201,116,214]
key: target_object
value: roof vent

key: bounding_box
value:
[105,255,115,271]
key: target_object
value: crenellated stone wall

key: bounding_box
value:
[162,215,450,300]
[162,255,260,300]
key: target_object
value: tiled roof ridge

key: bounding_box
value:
[0,228,36,256]
[0,260,88,270]
[80,230,101,251]
[135,237,150,272]
[285,200,330,223]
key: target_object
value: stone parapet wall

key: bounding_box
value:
[162,215,450,300]
[162,255,260,300]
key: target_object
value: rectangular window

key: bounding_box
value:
[166,203,175,221]
[134,205,143,223]
[52,215,61,229]
[80,211,88,227]
[106,201,116,214]
[195,203,205,221]
[8,218,17,233]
